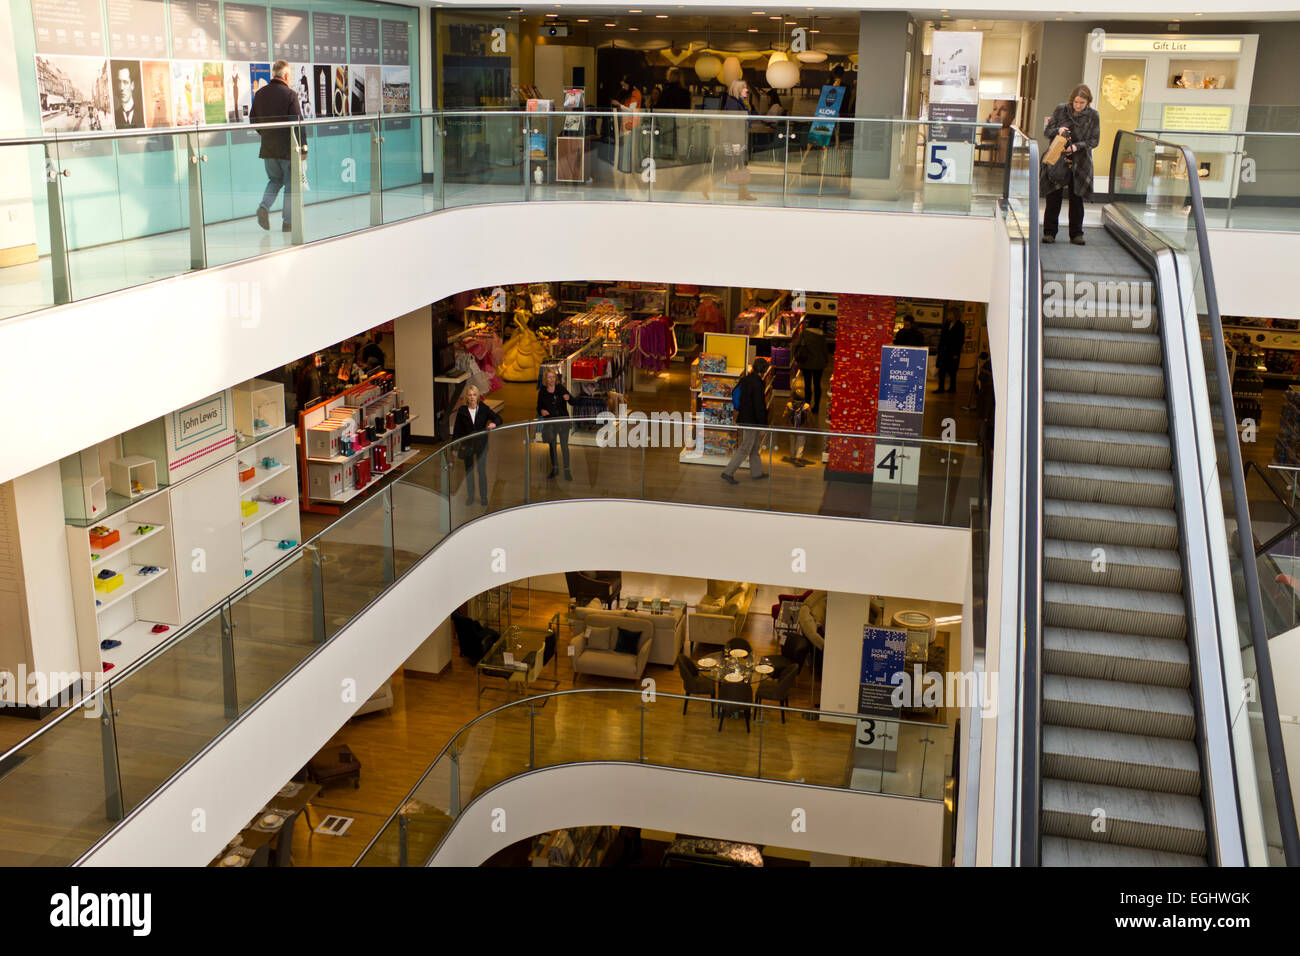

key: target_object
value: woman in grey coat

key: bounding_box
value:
[1041,84,1100,245]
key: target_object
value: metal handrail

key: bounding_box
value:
[353,687,952,866]
[1108,129,1300,865]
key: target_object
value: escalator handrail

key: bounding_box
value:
[1008,127,1044,866]
[1109,130,1300,865]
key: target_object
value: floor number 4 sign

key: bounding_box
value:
[874,443,920,485]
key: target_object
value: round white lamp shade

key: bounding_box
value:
[766,58,800,89]
[694,54,721,81]
[768,50,788,64]
[796,49,828,64]
[722,56,743,85]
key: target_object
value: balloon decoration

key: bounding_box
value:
[694,54,721,81]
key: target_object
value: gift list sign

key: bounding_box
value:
[166,390,235,481]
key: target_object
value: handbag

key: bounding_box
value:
[1043,131,1069,166]
[1046,154,1072,188]
[724,166,751,185]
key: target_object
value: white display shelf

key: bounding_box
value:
[89,523,166,566]
[243,539,295,579]
[240,498,295,533]
[306,416,419,464]
[308,446,420,503]
[100,618,178,673]
[239,462,293,496]
[94,565,170,615]
[678,449,733,466]
[352,386,404,411]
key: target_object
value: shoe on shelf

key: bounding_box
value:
[1070,235,1086,245]
[256,205,269,230]
[720,473,739,485]
[1042,234,1055,243]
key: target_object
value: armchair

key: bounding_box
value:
[571,613,654,682]
[452,611,499,662]
[565,570,623,608]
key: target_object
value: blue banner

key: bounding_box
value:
[859,626,906,716]
[809,84,846,146]
[877,344,928,438]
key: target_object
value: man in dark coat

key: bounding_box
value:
[1041,84,1100,246]
[721,357,770,484]
[936,308,966,393]
[893,314,926,347]
[249,60,306,233]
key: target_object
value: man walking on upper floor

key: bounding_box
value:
[249,60,306,233]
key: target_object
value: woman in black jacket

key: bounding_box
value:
[1041,84,1100,245]
[537,368,573,480]
[451,385,502,506]
[792,316,830,414]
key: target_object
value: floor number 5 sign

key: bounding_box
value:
[926,142,973,185]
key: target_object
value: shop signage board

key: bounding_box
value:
[170,0,219,60]
[271,8,310,62]
[33,0,105,55]
[874,345,926,485]
[350,16,380,65]
[927,31,982,148]
[223,3,269,63]
[808,85,847,146]
[164,389,235,483]
[1102,37,1243,55]
[382,20,410,65]
[106,0,167,58]
[858,626,905,717]
[1160,105,1233,132]
[314,12,347,62]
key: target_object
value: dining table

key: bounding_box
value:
[209,780,322,866]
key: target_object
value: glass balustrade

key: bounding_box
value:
[355,689,954,868]
[0,418,977,866]
[0,112,1004,320]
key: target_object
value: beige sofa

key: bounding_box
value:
[571,603,685,667]
[571,612,655,683]
[688,580,757,650]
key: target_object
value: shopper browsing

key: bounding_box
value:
[893,313,926,347]
[721,357,770,485]
[452,385,502,507]
[935,308,966,393]
[1041,84,1100,246]
[791,316,830,415]
[537,368,573,481]
[249,60,306,234]
[720,80,758,202]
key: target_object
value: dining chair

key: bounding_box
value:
[725,637,753,655]
[677,653,715,716]
[755,664,799,723]
[269,809,302,867]
[716,679,754,733]
[248,842,272,867]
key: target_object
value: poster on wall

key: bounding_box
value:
[224,3,270,63]
[877,345,928,439]
[170,0,220,60]
[381,66,410,114]
[364,66,382,115]
[224,61,252,122]
[201,62,226,125]
[289,63,314,119]
[350,16,380,64]
[106,0,167,58]
[35,55,113,133]
[171,60,204,125]
[350,67,367,116]
[928,31,982,144]
[313,12,347,62]
[312,64,333,118]
[381,19,410,65]
[141,59,172,127]
[32,0,105,55]
[271,8,310,62]
[164,390,235,483]
[108,58,145,129]
[333,65,351,118]
[859,626,906,717]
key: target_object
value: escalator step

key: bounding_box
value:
[1042,778,1206,856]
[1045,424,1171,469]
[1042,836,1206,867]
[1044,358,1165,399]
[1043,461,1175,509]
[1043,626,1190,687]
[1044,390,1169,433]
[1044,328,1162,365]
[1043,674,1195,739]
[1044,499,1179,550]
[1043,540,1182,594]
[1043,725,1200,795]
[1044,581,1186,638]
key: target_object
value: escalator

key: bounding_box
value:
[1013,129,1300,866]
[1036,224,1207,865]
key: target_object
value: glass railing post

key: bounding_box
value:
[523,118,532,200]
[100,687,124,822]
[638,702,646,763]
[439,456,452,534]
[370,119,384,228]
[381,488,395,586]
[398,813,409,867]
[527,702,536,769]
[42,142,71,304]
[308,543,326,644]
[288,137,305,246]
[781,118,791,205]
[523,428,531,504]
[448,745,461,816]
[185,131,208,270]
[767,429,774,510]
[647,115,656,203]
[756,706,765,778]
[944,440,954,525]
[640,442,647,500]
[435,116,447,208]
[219,599,239,719]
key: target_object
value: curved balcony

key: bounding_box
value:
[0,419,979,866]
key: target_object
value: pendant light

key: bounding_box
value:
[722,56,743,85]
[765,18,800,89]
[695,22,721,81]
[797,15,828,64]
